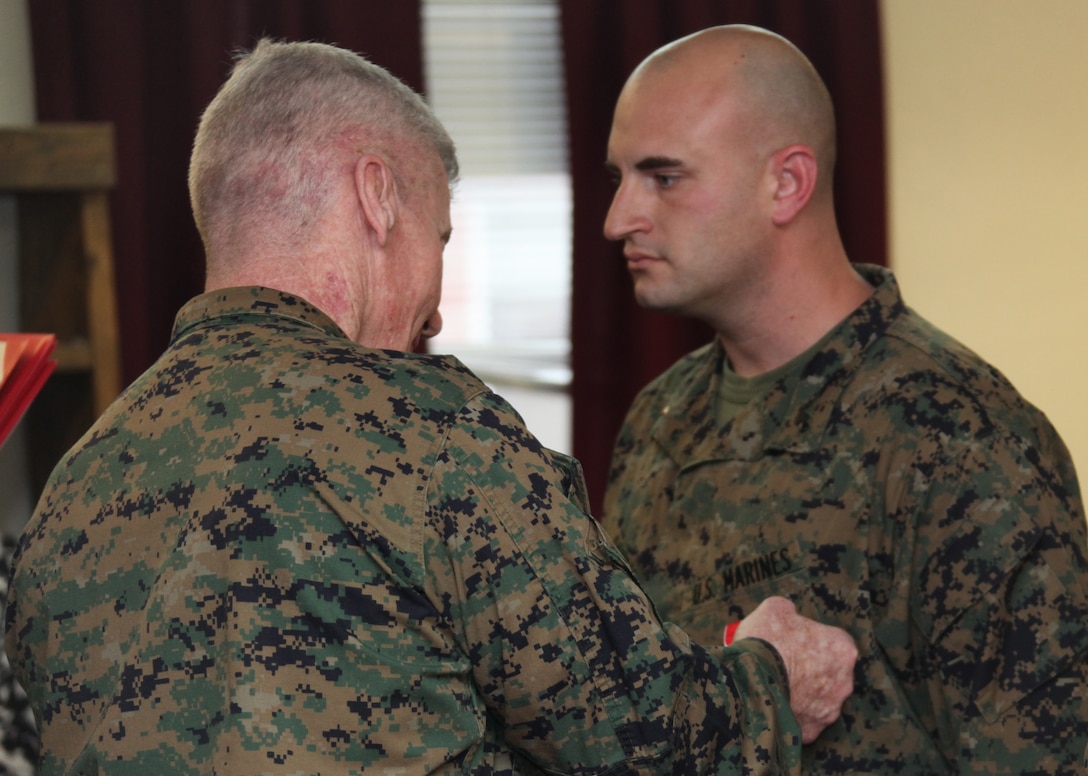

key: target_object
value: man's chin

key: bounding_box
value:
[632,283,669,312]
[633,290,691,320]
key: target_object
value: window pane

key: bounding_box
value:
[423,0,571,453]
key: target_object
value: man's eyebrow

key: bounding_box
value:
[635,156,683,171]
[605,156,684,176]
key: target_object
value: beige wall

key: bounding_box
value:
[882,0,1088,480]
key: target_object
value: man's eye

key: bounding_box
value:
[655,174,677,188]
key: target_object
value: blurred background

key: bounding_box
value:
[3,0,1087,535]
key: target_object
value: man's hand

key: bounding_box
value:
[733,596,857,744]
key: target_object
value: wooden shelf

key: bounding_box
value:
[0,123,121,490]
[0,124,116,190]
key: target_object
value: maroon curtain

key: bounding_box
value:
[29,0,425,385]
[560,0,888,513]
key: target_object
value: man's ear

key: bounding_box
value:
[770,144,818,226]
[355,153,397,246]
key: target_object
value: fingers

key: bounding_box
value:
[731,596,858,744]
[795,621,856,743]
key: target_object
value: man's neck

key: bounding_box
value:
[206,257,365,345]
[719,262,873,378]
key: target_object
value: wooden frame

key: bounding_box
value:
[0,123,120,488]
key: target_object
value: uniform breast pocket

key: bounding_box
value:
[661,540,811,646]
[671,549,948,773]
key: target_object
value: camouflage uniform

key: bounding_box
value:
[7,287,802,775]
[604,265,1088,774]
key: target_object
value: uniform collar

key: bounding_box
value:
[170,286,349,342]
[650,265,906,464]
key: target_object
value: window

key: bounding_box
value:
[422,0,572,453]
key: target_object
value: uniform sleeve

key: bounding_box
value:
[423,392,801,774]
[905,417,1088,773]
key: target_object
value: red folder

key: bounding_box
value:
[0,333,58,447]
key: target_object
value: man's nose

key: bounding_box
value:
[603,183,644,242]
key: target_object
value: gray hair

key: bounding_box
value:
[189,38,458,250]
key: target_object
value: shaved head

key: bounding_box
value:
[624,25,837,196]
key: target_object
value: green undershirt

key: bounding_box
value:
[717,328,838,426]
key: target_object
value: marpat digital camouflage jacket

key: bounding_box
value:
[604,265,1088,774]
[7,287,801,775]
